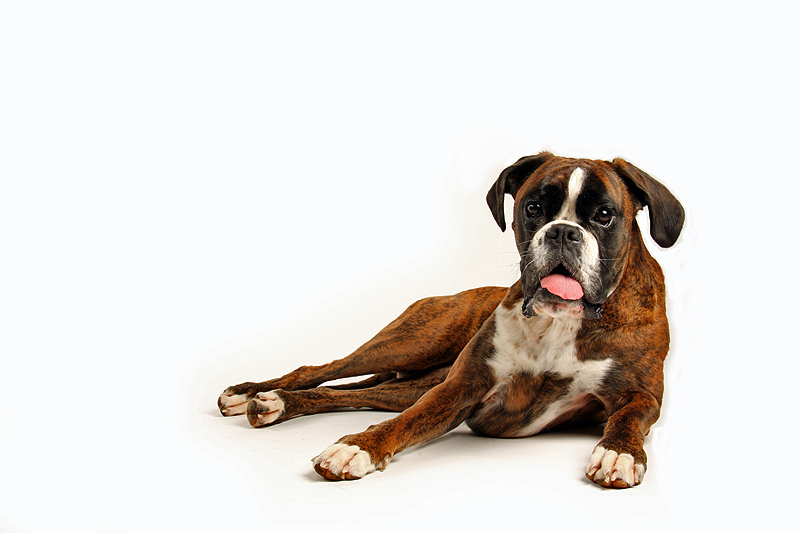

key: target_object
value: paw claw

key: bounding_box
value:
[585,445,645,489]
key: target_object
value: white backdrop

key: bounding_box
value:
[1,2,797,532]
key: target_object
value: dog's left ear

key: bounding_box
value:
[612,158,685,248]
[487,152,554,231]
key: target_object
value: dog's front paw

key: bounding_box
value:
[246,391,286,427]
[585,445,645,488]
[312,443,383,481]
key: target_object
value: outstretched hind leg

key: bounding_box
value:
[247,366,451,427]
[218,286,506,416]
[218,372,397,416]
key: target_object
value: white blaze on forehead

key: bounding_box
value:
[558,167,586,221]
[526,164,602,296]
[568,167,585,200]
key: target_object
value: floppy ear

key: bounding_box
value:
[486,152,554,231]
[612,158,685,248]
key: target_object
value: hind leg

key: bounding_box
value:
[218,372,398,416]
[218,286,506,416]
[247,366,451,427]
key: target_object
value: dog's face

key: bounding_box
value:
[487,153,684,319]
[513,159,634,318]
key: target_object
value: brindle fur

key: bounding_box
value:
[218,153,683,488]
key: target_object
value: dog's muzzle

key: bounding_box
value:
[520,223,605,319]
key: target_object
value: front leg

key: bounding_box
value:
[585,392,661,488]
[312,380,483,480]
[312,333,496,480]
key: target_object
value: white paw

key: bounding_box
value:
[312,444,378,481]
[585,445,645,488]
[246,391,286,427]
[218,389,249,416]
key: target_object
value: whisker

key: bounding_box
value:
[520,259,539,277]
[598,259,621,272]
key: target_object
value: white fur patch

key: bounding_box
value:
[312,443,377,480]
[491,302,612,378]
[491,304,582,377]
[561,167,586,221]
[585,445,645,488]
[249,391,285,426]
[218,390,249,416]
[488,302,613,436]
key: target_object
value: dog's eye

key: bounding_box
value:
[526,202,543,218]
[593,207,614,226]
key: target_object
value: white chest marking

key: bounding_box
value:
[488,300,613,436]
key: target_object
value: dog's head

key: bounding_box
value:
[487,152,684,319]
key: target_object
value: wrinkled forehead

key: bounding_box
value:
[516,158,627,204]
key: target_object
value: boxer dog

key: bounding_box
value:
[218,152,684,488]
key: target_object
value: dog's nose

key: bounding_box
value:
[545,223,583,243]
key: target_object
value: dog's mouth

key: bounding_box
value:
[522,264,604,319]
[538,264,584,301]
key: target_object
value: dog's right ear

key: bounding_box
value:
[486,152,554,231]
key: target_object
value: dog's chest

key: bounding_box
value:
[484,301,613,435]
[490,302,610,379]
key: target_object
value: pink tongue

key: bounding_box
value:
[540,274,584,300]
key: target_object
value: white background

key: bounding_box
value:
[1,1,797,532]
